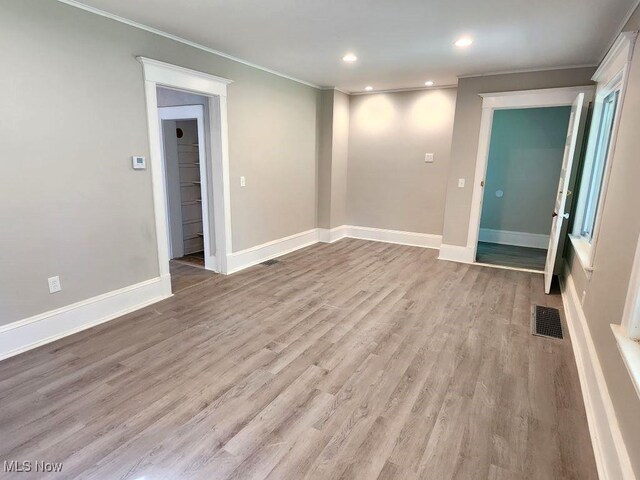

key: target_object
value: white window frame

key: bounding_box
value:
[611,233,640,399]
[570,32,637,275]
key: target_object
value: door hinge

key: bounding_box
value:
[480,180,485,187]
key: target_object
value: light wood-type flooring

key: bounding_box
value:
[0,239,597,479]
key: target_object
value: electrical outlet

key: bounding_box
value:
[458,178,465,188]
[48,276,62,294]
[424,153,434,163]
[240,176,246,187]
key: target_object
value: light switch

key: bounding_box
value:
[240,176,246,187]
[458,178,465,188]
[424,153,434,163]
[48,276,62,294]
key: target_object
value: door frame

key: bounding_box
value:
[138,57,233,290]
[466,85,595,267]
[158,105,211,264]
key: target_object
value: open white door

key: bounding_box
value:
[544,92,585,293]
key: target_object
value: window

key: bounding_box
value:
[576,91,618,241]
[569,32,635,272]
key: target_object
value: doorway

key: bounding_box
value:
[138,57,233,297]
[476,106,572,271]
[158,103,210,269]
[465,86,594,292]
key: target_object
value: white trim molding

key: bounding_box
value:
[138,57,233,275]
[561,270,635,480]
[228,226,442,274]
[621,233,640,339]
[346,226,441,249]
[318,226,348,244]
[571,32,637,273]
[438,244,475,264]
[0,276,171,361]
[611,325,640,400]
[466,85,595,265]
[55,0,320,89]
[226,229,320,274]
[478,228,550,249]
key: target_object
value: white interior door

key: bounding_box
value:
[544,92,585,293]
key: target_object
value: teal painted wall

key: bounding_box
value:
[480,106,572,236]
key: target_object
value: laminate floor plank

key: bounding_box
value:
[0,239,597,479]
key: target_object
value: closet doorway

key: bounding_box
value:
[159,105,210,268]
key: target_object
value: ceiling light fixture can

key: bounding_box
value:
[342,53,358,62]
[425,81,434,86]
[455,37,473,47]
[365,86,373,91]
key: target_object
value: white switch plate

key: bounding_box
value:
[48,276,62,294]
[458,178,465,188]
[424,153,434,163]
[240,176,246,187]
[132,156,146,169]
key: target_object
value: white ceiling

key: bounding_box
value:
[72,0,637,92]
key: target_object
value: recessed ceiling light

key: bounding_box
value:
[365,86,373,91]
[342,53,358,62]
[455,37,473,47]
[424,80,434,86]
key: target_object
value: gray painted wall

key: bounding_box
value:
[317,89,349,229]
[317,90,335,229]
[441,67,596,247]
[347,89,457,234]
[564,6,640,476]
[330,91,349,229]
[480,106,571,235]
[0,0,319,325]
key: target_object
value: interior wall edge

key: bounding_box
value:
[560,268,635,480]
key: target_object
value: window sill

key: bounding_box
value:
[611,324,640,400]
[569,234,594,279]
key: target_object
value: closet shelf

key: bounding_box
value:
[183,234,203,241]
[181,200,202,206]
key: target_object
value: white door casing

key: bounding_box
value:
[138,57,233,280]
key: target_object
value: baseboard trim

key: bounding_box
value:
[560,270,635,480]
[346,226,441,249]
[318,226,348,244]
[0,275,172,361]
[479,228,549,249]
[226,228,320,274]
[228,226,443,274]
[438,243,475,263]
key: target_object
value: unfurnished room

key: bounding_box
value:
[1,0,640,479]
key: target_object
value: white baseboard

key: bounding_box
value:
[479,228,549,249]
[0,275,171,361]
[561,270,634,480]
[227,225,442,274]
[226,228,320,274]
[438,243,475,263]
[346,226,441,249]
[318,226,348,244]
